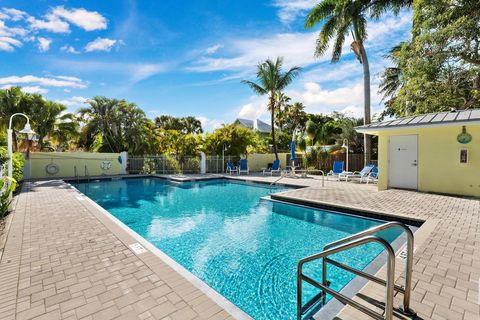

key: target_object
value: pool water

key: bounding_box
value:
[74,178,401,320]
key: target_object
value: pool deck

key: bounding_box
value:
[1,174,479,320]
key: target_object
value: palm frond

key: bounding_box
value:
[305,0,336,28]
[240,80,267,95]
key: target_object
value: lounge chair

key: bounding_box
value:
[226,162,238,175]
[262,160,281,176]
[361,166,378,184]
[238,159,249,175]
[326,161,344,181]
[339,165,375,182]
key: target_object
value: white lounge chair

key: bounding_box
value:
[262,160,281,176]
[238,159,249,175]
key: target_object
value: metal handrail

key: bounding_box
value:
[297,236,396,320]
[269,172,286,193]
[297,221,415,320]
[74,165,78,183]
[324,221,414,314]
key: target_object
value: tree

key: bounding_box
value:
[383,0,480,116]
[274,92,291,130]
[283,102,307,132]
[0,87,26,151]
[305,0,412,163]
[78,96,155,154]
[378,43,404,117]
[305,0,373,164]
[241,57,301,160]
[154,115,203,134]
[28,95,68,148]
[204,124,264,157]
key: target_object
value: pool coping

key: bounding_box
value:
[270,191,425,227]
[66,181,253,320]
[68,176,433,319]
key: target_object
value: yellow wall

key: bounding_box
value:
[377,125,480,197]
[27,152,125,179]
[242,153,290,172]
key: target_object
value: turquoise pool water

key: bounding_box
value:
[74,178,401,320]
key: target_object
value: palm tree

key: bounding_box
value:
[306,0,373,164]
[241,57,301,160]
[78,96,122,153]
[379,43,404,114]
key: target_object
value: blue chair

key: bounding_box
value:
[238,159,249,175]
[226,162,237,175]
[327,160,344,181]
[262,159,281,176]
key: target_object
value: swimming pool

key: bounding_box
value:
[73,178,402,320]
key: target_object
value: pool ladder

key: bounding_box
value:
[297,221,416,320]
[85,165,90,183]
[74,165,79,183]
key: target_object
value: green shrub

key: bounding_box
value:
[165,155,181,174]
[0,147,25,182]
[183,157,200,173]
[0,176,17,218]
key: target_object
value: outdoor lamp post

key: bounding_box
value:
[341,138,349,172]
[7,113,35,181]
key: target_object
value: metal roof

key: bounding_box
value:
[234,118,272,133]
[356,109,480,133]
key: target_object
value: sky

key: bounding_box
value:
[0,0,412,131]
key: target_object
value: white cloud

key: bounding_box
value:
[237,95,269,120]
[84,37,117,52]
[1,84,48,94]
[205,44,223,54]
[189,32,319,73]
[0,36,22,51]
[131,64,167,82]
[0,75,87,89]
[60,45,79,54]
[1,8,28,21]
[273,0,317,24]
[51,6,107,31]
[0,20,28,37]
[189,11,411,76]
[37,37,51,52]
[286,81,382,114]
[54,59,170,84]
[27,14,70,33]
[55,96,88,108]
[197,116,224,132]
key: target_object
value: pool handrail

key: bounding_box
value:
[297,235,396,320]
[297,221,415,320]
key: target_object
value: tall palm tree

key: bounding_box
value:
[306,0,373,164]
[241,57,301,160]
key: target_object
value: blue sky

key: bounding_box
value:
[0,0,412,131]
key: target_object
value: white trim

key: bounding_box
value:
[356,120,480,134]
[68,183,253,320]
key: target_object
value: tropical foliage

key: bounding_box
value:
[379,0,480,117]
[242,57,301,160]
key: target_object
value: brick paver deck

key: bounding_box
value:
[1,176,479,320]
[0,181,237,320]
[265,178,480,320]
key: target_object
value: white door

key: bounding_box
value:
[389,135,418,189]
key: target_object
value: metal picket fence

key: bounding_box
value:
[205,155,240,173]
[127,155,201,174]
